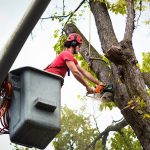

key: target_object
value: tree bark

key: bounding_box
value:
[89,1,150,149]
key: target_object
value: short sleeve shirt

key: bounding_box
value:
[44,50,78,78]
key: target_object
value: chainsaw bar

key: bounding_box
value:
[87,84,113,102]
[100,92,113,102]
[87,92,113,102]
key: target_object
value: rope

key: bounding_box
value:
[88,8,91,57]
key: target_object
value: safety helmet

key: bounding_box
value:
[66,33,83,44]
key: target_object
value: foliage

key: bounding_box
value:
[52,105,102,150]
[108,0,127,15]
[141,52,150,92]
[144,20,150,25]
[52,103,143,150]
[93,0,150,16]
[99,101,116,111]
[140,52,150,118]
[125,96,150,119]
[53,30,67,55]
[141,52,150,72]
[109,126,142,150]
[12,144,37,150]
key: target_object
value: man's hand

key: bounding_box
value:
[86,86,94,94]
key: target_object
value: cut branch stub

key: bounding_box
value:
[105,40,136,65]
[105,45,125,64]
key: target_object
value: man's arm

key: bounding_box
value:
[76,64,102,85]
[66,60,93,93]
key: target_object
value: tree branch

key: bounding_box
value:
[41,14,69,20]
[102,132,109,150]
[41,0,86,22]
[86,119,128,149]
[135,0,142,27]
[124,0,135,40]
[63,0,65,15]
[89,1,118,53]
[92,115,100,134]
[63,23,112,85]
[64,0,86,26]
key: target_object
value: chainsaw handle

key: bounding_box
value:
[93,84,105,93]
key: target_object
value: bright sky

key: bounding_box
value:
[0,0,150,150]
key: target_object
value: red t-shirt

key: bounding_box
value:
[44,50,78,78]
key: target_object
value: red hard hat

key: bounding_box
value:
[67,33,83,44]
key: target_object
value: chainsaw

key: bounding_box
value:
[87,84,113,102]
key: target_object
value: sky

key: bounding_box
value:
[0,0,150,150]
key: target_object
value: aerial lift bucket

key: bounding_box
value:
[9,66,64,149]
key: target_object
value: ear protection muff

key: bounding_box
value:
[71,34,78,47]
[71,40,78,47]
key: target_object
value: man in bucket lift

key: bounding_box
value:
[44,33,112,95]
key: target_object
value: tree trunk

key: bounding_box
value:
[88,1,150,148]
[64,0,150,148]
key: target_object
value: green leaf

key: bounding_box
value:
[99,101,116,111]
[141,52,150,72]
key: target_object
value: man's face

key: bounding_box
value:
[74,45,81,54]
